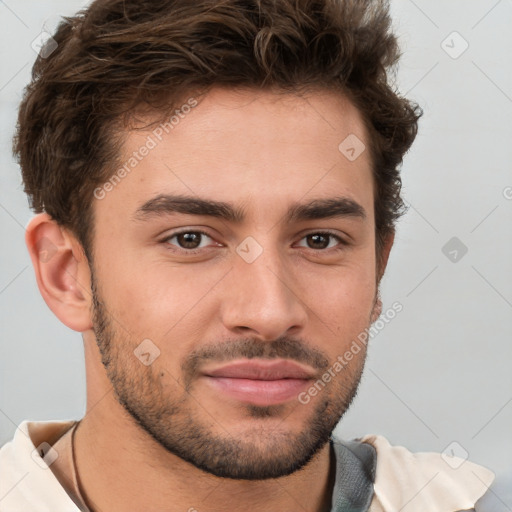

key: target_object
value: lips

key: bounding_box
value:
[204,359,316,380]
[201,359,316,406]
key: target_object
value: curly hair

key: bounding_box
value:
[13,0,422,261]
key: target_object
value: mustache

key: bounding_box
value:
[182,336,330,386]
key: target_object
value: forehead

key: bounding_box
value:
[94,87,374,223]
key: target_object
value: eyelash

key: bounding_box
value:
[161,229,348,255]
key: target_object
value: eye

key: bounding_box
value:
[296,232,346,251]
[163,230,217,251]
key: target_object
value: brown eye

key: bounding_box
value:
[176,232,202,249]
[164,230,214,251]
[306,234,330,249]
[297,232,344,251]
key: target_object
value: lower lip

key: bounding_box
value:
[203,376,311,406]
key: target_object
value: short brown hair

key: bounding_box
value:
[13,0,422,261]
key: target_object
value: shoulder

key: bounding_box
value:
[356,434,495,512]
[0,420,80,511]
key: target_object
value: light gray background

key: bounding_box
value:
[1,0,511,504]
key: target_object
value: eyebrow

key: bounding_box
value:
[132,194,366,224]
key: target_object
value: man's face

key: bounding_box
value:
[88,87,381,479]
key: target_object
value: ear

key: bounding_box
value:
[370,231,395,323]
[376,230,395,283]
[25,213,93,332]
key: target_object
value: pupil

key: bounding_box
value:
[309,234,328,249]
[179,232,201,249]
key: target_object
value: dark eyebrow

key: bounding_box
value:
[133,194,246,223]
[284,197,366,223]
[132,194,366,224]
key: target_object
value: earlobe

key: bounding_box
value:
[25,213,93,332]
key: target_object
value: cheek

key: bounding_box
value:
[301,262,377,347]
[97,255,224,344]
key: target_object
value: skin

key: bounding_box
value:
[26,87,393,512]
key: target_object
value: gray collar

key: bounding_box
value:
[329,437,377,512]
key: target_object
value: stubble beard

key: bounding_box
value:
[89,269,369,480]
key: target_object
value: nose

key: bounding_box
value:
[219,245,308,341]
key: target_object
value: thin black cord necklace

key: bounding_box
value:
[71,421,94,512]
